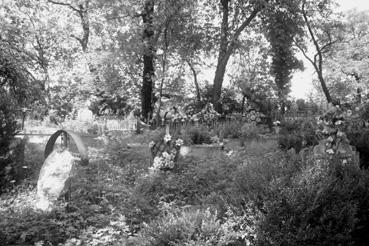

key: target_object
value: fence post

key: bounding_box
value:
[165,122,170,136]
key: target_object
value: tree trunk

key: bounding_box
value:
[300,1,333,104]
[212,0,229,112]
[187,60,201,102]
[317,70,332,103]
[241,94,246,113]
[141,0,155,122]
[213,53,231,111]
[212,1,259,112]
[77,2,90,52]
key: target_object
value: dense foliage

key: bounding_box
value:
[0,96,21,193]
[3,1,369,246]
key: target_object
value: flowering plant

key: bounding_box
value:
[273,120,281,126]
[190,103,220,125]
[164,106,189,123]
[244,110,264,124]
[149,133,184,171]
[315,101,363,165]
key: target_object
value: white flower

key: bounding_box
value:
[337,131,344,137]
[164,134,171,143]
[355,107,360,111]
[347,110,352,116]
[162,151,171,159]
[175,139,184,147]
[167,160,175,168]
[342,159,348,164]
[326,149,334,154]
[335,120,343,125]
[153,156,163,169]
[327,136,334,142]
[149,141,155,148]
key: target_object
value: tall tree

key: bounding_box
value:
[210,0,262,112]
[265,3,303,113]
[103,0,199,121]
[140,0,156,121]
[294,0,343,104]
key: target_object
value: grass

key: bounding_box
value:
[1,130,273,245]
[3,127,368,245]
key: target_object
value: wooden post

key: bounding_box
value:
[165,123,170,135]
[136,118,141,134]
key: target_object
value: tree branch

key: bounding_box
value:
[47,0,79,12]
[231,8,259,44]
[320,39,338,53]
[70,34,82,44]
[294,39,317,70]
[186,59,201,102]
[302,1,323,71]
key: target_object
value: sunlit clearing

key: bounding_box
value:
[0,185,38,214]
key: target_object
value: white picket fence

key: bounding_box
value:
[97,117,138,132]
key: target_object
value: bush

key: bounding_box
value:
[278,119,318,153]
[129,207,251,246]
[346,128,369,169]
[0,98,20,192]
[256,160,369,246]
[0,102,17,157]
[213,121,242,139]
[240,123,260,146]
[182,125,211,145]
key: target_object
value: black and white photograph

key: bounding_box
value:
[1,0,369,245]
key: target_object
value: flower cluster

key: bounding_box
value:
[152,151,176,170]
[243,110,264,123]
[273,120,281,126]
[164,134,171,143]
[316,101,363,164]
[165,106,189,123]
[149,134,184,171]
[190,103,220,124]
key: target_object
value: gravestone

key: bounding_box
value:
[312,139,359,167]
[36,149,75,211]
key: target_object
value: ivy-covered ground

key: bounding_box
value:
[1,126,369,246]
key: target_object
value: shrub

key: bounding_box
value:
[182,125,211,145]
[0,98,20,192]
[240,123,260,146]
[346,128,369,169]
[0,101,17,156]
[128,207,250,246]
[278,119,318,153]
[213,120,242,139]
[256,160,369,246]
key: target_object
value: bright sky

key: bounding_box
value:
[290,0,369,99]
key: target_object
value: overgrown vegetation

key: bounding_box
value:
[2,122,369,245]
[2,0,369,245]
